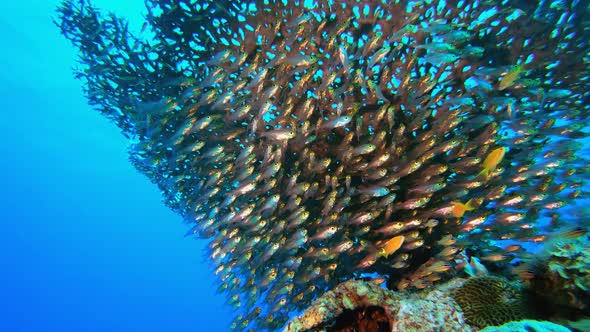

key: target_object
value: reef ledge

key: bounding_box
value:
[284,278,472,332]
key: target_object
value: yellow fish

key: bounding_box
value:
[477,147,506,178]
[452,198,477,218]
[498,65,524,90]
[379,235,405,258]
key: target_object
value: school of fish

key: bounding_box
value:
[56,0,590,330]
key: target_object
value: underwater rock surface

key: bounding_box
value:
[56,0,590,330]
[284,279,472,332]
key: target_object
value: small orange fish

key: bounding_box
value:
[481,253,511,262]
[424,273,442,282]
[427,261,452,273]
[411,279,429,289]
[437,246,459,258]
[503,244,523,253]
[513,264,536,280]
[356,253,378,269]
[477,147,507,178]
[452,198,476,218]
[379,235,405,258]
[397,278,410,291]
[369,277,388,286]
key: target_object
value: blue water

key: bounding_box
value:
[0,1,231,331]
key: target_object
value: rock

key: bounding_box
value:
[284,278,473,332]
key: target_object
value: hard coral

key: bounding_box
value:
[451,276,530,329]
[284,280,399,332]
[523,236,590,319]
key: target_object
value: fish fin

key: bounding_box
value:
[377,248,388,259]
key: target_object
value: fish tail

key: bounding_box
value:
[452,202,466,218]
[465,198,482,211]
[464,199,476,211]
[476,167,490,179]
[375,247,388,259]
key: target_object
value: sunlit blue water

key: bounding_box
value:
[0,1,231,331]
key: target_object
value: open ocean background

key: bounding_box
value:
[1,1,589,332]
[0,1,231,331]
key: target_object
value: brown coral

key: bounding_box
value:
[451,276,530,329]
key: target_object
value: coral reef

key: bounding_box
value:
[451,276,531,328]
[285,279,472,332]
[479,320,571,332]
[286,278,585,332]
[390,280,471,332]
[284,280,400,332]
[518,234,590,320]
[55,0,590,330]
